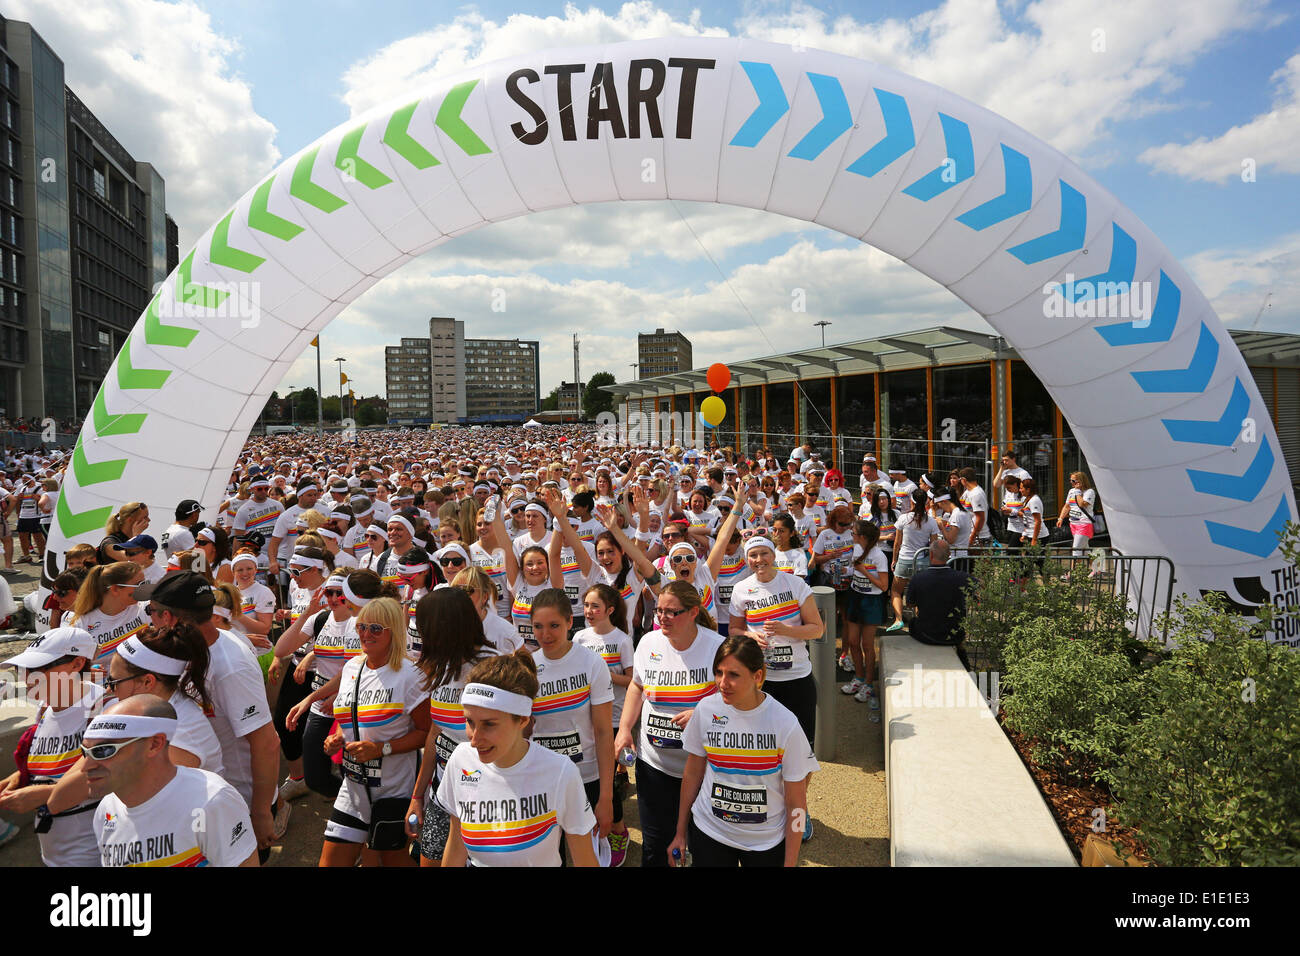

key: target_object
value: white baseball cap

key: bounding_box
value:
[3,627,97,670]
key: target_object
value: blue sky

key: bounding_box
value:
[9,0,1300,397]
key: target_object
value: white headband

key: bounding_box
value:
[524,503,548,518]
[744,536,777,554]
[297,484,318,495]
[668,541,697,558]
[388,515,415,537]
[118,636,187,677]
[341,577,370,607]
[212,606,232,621]
[85,714,176,742]
[316,527,340,541]
[290,555,327,570]
[461,683,533,718]
[231,553,258,568]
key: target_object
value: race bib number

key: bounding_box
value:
[535,731,582,762]
[564,585,579,602]
[765,643,794,671]
[310,672,327,693]
[341,751,382,786]
[435,732,457,770]
[711,782,768,825]
[645,713,683,749]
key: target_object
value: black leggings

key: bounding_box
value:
[764,674,817,748]
[583,776,625,825]
[272,664,313,762]
[688,817,784,867]
[303,711,342,798]
[634,758,682,868]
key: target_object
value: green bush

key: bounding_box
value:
[1110,594,1300,866]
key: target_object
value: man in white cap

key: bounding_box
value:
[86,696,258,867]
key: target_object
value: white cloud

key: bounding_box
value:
[1139,53,1300,182]
[8,0,279,249]
[1182,230,1300,331]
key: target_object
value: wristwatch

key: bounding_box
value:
[381,741,392,757]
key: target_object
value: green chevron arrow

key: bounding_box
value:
[117,334,171,390]
[248,176,303,241]
[143,294,197,349]
[176,250,229,310]
[336,124,392,189]
[92,387,146,437]
[72,437,126,486]
[210,209,265,273]
[436,80,491,156]
[291,146,347,213]
[57,490,115,539]
[383,101,440,170]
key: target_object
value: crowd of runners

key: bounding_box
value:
[0,425,1099,867]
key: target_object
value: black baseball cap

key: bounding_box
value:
[175,499,202,519]
[135,571,216,610]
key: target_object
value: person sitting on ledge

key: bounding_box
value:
[902,540,971,669]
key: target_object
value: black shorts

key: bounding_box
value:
[16,517,42,534]
[325,795,410,851]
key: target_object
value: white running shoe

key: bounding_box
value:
[854,682,872,704]
[837,653,853,672]
[0,818,20,849]
[840,677,865,696]
[279,775,310,802]
[272,798,292,840]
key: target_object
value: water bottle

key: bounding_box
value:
[671,846,693,868]
[484,497,497,523]
[617,746,636,768]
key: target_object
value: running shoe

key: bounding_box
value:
[868,692,880,711]
[279,775,309,802]
[884,620,906,633]
[272,799,292,840]
[608,830,629,867]
[0,567,17,577]
[841,677,865,696]
[854,682,871,704]
[0,818,19,849]
[837,653,853,672]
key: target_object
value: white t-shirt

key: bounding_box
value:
[28,682,106,867]
[895,511,941,561]
[301,611,362,717]
[24,590,51,634]
[94,766,257,867]
[1066,488,1097,525]
[683,693,820,853]
[332,656,429,801]
[1003,490,1026,535]
[205,629,274,807]
[728,572,815,681]
[773,547,808,578]
[160,523,195,559]
[169,688,224,775]
[426,650,499,785]
[632,627,724,778]
[892,479,919,513]
[1023,495,1050,539]
[437,740,595,868]
[531,642,615,785]
[73,603,149,665]
[851,544,888,595]
[512,530,552,561]
[941,508,974,557]
[233,499,283,554]
[573,626,634,728]
[813,527,854,590]
[483,611,523,653]
[714,549,753,611]
[556,542,598,619]
[596,566,645,632]
[235,582,276,639]
[470,541,512,620]
[509,578,551,650]
[960,485,992,540]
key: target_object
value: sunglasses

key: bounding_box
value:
[81,737,145,761]
[509,506,526,514]
[102,673,142,692]
[439,556,466,567]
[670,554,696,565]
[655,606,688,619]
[356,623,388,635]
[323,589,345,600]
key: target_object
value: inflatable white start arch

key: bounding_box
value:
[47,37,1296,623]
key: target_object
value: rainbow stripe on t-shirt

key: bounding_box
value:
[460,811,558,853]
[532,685,590,716]
[643,681,716,709]
[704,745,783,776]
[334,702,405,730]
[27,746,81,781]
[131,846,209,867]
[245,511,278,531]
[96,620,147,660]
[429,698,465,731]
[744,598,801,627]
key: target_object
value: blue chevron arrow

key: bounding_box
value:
[845,88,914,177]
[902,113,973,201]
[730,62,789,148]
[1096,270,1180,346]
[1059,223,1136,302]
[956,144,1031,230]
[788,73,852,160]
[1187,439,1274,502]
[1206,495,1292,558]
[1006,180,1086,265]
[1131,322,1219,393]
[1163,378,1250,446]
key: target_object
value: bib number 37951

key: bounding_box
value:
[711,783,768,824]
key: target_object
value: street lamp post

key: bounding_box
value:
[814,320,832,347]
[334,357,346,427]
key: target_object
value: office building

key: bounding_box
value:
[428,316,466,424]
[464,337,539,422]
[385,337,432,423]
[638,328,692,379]
[557,380,583,419]
[0,15,176,421]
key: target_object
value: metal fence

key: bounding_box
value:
[917,545,1176,651]
[1,430,78,452]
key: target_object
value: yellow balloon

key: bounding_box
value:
[700,395,726,426]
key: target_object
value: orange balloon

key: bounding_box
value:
[707,363,731,393]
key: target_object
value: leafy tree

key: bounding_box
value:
[583,372,616,417]
[539,386,560,412]
[294,387,320,422]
